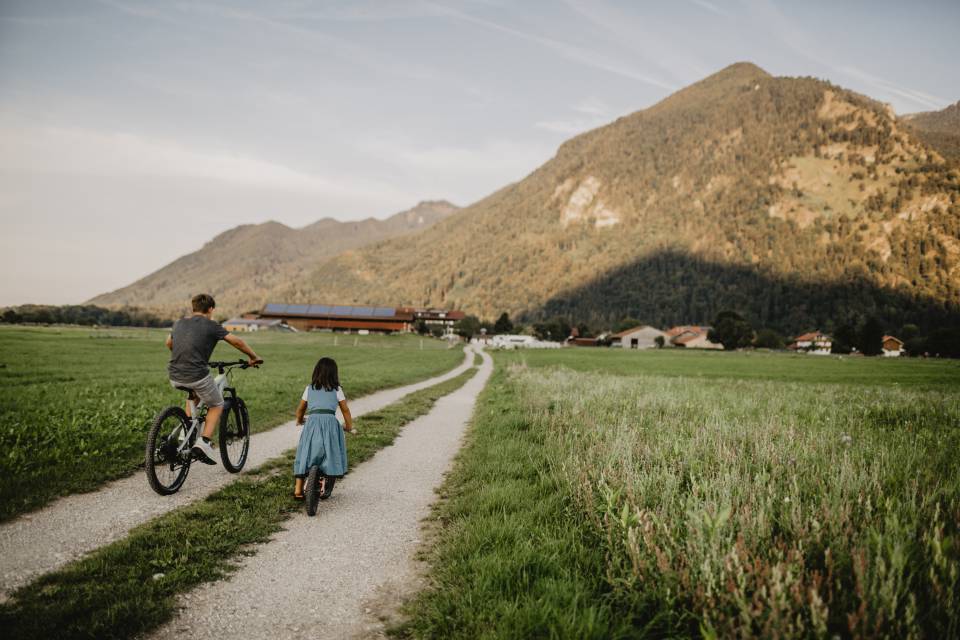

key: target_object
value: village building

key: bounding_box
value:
[223,317,289,333]
[611,325,668,349]
[882,335,904,357]
[665,326,723,349]
[401,307,466,336]
[258,303,415,333]
[789,331,833,355]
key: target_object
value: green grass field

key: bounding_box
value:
[0,326,462,522]
[402,348,960,638]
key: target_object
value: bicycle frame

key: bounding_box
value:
[175,370,234,456]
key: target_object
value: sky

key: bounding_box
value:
[0,0,957,306]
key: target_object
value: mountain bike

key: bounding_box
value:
[145,360,256,495]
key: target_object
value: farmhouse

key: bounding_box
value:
[401,307,466,336]
[611,325,667,349]
[882,335,904,357]
[789,331,832,354]
[665,326,723,349]
[223,317,289,332]
[258,303,414,333]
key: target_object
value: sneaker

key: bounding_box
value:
[191,437,218,465]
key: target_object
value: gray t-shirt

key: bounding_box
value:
[167,315,229,382]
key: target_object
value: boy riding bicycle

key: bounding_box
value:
[166,294,262,465]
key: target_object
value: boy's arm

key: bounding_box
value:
[295,400,307,426]
[223,333,263,365]
[338,400,354,432]
[165,334,173,351]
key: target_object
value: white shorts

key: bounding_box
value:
[169,375,224,407]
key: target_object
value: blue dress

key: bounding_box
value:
[293,385,348,478]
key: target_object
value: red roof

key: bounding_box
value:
[611,325,659,339]
[882,335,903,346]
[794,331,830,341]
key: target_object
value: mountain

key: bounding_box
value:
[902,101,960,162]
[89,200,459,318]
[285,63,960,334]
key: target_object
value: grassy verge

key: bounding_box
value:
[395,366,624,638]
[0,326,462,521]
[0,364,479,640]
[399,358,960,638]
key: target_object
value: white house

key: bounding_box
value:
[611,325,668,349]
[484,334,562,349]
[223,317,289,332]
[790,331,832,355]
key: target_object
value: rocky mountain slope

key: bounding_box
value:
[89,201,459,318]
[283,63,960,333]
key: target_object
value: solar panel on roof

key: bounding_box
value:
[263,303,287,314]
[374,307,395,317]
[351,306,373,316]
[286,304,309,314]
[307,305,330,316]
[331,305,351,316]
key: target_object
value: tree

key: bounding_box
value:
[532,316,572,342]
[454,315,482,341]
[654,335,665,349]
[832,323,857,354]
[858,317,884,356]
[708,310,753,350]
[753,328,785,350]
[616,317,641,333]
[494,312,514,334]
[415,320,429,335]
[430,326,445,338]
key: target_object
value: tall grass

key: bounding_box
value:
[402,357,959,638]
[521,366,960,638]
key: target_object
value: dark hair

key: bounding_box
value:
[311,357,340,392]
[192,294,216,313]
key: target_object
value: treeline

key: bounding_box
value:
[0,305,172,328]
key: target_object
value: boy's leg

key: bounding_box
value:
[294,477,304,496]
[202,406,222,439]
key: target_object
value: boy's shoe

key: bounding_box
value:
[191,437,218,465]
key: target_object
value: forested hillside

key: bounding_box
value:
[286,63,960,334]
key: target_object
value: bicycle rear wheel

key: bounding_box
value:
[146,406,192,495]
[305,466,321,516]
[218,397,250,473]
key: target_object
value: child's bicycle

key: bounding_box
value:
[145,360,257,495]
[304,466,337,516]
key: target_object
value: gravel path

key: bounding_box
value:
[0,349,473,600]
[149,347,493,640]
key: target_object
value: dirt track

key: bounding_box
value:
[0,349,473,600]
[149,347,492,639]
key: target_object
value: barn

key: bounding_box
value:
[258,303,414,333]
[611,325,668,349]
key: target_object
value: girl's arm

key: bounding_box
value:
[338,400,354,432]
[295,399,307,426]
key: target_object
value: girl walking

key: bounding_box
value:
[293,357,354,500]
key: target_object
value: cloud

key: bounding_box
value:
[836,65,947,112]
[690,0,729,17]
[428,2,678,91]
[0,123,413,203]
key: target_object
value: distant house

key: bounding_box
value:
[223,317,288,333]
[665,326,723,350]
[882,335,904,357]
[611,325,667,349]
[789,331,832,355]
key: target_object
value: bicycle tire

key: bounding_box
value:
[218,397,250,473]
[145,406,192,495]
[305,466,321,516]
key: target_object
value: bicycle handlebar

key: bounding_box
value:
[208,359,261,371]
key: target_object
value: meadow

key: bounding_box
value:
[402,348,960,639]
[0,326,462,522]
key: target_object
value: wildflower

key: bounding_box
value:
[840,434,853,446]
[783,497,791,503]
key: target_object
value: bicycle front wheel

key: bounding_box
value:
[146,406,192,495]
[219,397,250,473]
